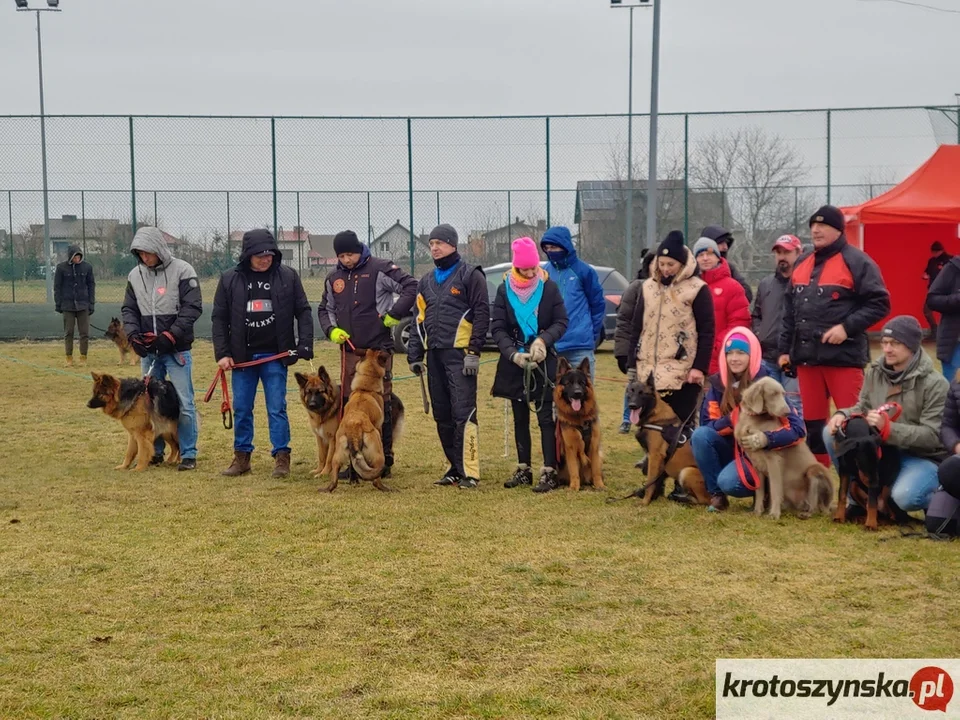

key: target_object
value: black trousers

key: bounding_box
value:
[923,300,938,338]
[427,348,479,479]
[512,396,557,469]
[658,382,703,424]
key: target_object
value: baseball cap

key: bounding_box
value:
[771,234,802,252]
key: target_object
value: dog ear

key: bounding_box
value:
[375,351,390,368]
[766,382,790,417]
[318,366,332,385]
[741,383,764,415]
[294,372,308,389]
[644,372,655,390]
[91,372,101,382]
[577,357,591,377]
[557,357,570,375]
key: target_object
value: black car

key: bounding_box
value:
[392,262,629,354]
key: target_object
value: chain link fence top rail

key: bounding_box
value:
[0,105,956,303]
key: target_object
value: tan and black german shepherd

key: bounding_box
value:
[625,375,710,506]
[295,366,342,477]
[104,317,137,366]
[87,372,180,471]
[322,349,391,492]
[554,356,605,491]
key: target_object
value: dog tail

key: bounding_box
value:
[391,393,405,441]
[806,465,835,513]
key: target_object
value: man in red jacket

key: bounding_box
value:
[779,205,891,466]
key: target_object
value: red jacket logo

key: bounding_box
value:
[451,286,461,296]
[333,279,345,294]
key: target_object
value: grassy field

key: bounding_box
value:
[0,340,957,719]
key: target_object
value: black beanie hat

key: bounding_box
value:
[333,230,363,256]
[881,315,922,354]
[656,230,687,264]
[932,241,944,252]
[809,205,845,233]
[429,223,458,248]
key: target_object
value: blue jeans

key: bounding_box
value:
[821,426,940,512]
[691,426,752,497]
[232,355,290,456]
[941,343,960,383]
[760,359,803,416]
[142,351,198,460]
[559,349,595,381]
[622,391,630,423]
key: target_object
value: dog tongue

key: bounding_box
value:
[629,409,640,426]
[571,399,582,412]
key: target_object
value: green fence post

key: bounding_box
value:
[683,113,689,241]
[271,117,278,237]
[153,190,158,227]
[366,191,372,243]
[826,110,832,204]
[80,189,86,257]
[720,190,726,228]
[129,116,136,235]
[793,186,799,235]
[956,107,959,144]
[7,190,14,303]
[436,190,440,226]
[545,116,551,227]
[226,191,231,261]
[507,190,512,242]
[407,117,415,275]
[296,190,302,275]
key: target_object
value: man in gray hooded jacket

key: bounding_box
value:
[122,226,203,470]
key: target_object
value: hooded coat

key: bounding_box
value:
[700,258,751,375]
[54,244,95,313]
[925,255,960,363]
[540,226,605,352]
[700,225,753,302]
[122,227,202,351]
[211,229,314,365]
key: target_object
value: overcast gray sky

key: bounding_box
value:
[1,0,957,117]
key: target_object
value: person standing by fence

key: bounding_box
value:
[54,243,95,367]
[123,227,203,471]
[213,229,314,478]
[925,251,960,381]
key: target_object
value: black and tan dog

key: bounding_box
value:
[104,317,137,366]
[87,372,180,470]
[322,349,392,492]
[625,375,710,506]
[833,412,906,531]
[554,357,604,492]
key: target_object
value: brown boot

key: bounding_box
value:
[221,451,251,476]
[64,355,74,368]
[78,355,87,367]
[272,450,291,478]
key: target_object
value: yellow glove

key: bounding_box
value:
[529,338,547,363]
[329,328,350,345]
[382,314,401,329]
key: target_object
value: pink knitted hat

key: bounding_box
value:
[512,237,540,269]
[718,326,762,387]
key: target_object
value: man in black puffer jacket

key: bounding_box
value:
[212,228,314,479]
[54,243,95,367]
[926,254,960,382]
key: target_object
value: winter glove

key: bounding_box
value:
[739,432,769,451]
[408,361,426,376]
[329,328,350,345]
[298,344,313,361]
[88,307,94,316]
[529,338,547,364]
[130,333,152,358]
[382,314,401,329]
[462,352,480,376]
[154,331,176,356]
[616,356,629,375]
[511,351,531,368]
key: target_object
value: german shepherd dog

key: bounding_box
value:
[554,357,605,491]
[296,367,406,480]
[734,378,834,520]
[625,375,710,506]
[833,413,905,531]
[104,317,137,366]
[322,349,391,492]
[87,372,180,470]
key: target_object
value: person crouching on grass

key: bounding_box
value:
[212,229,314,478]
[407,224,490,489]
[316,229,418,479]
[690,328,805,512]
[490,237,568,492]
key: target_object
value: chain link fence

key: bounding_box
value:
[1,106,956,304]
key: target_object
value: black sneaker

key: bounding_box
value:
[618,421,631,435]
[148,454,164,466]
[380,466,392,479]
[457,476,479,490]
[504,465,533,489]
[532,467,559,494]
[435,468,462,486]
[178,458,197,472]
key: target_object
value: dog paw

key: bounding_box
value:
[114,464,128,470]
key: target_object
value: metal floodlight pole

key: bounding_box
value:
[647,0,662,252]
[16,2,61,302]
[625,6,634,278]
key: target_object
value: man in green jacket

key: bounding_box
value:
[825,316,948,512]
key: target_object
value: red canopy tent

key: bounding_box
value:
[841,145,960,330]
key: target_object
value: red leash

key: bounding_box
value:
[203,350,297,429]
[338,338,358,420]
[730,406,762,492]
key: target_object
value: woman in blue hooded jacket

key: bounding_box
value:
[540,226,606,378]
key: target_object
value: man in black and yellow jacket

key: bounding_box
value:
[407,224,490,489]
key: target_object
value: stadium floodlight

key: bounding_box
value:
[14,0,29,9]
[47,0,59,7]
[610,0,651,7]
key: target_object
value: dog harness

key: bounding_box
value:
[839,402,903,446]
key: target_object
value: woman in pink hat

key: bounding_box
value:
[491,237,569,493]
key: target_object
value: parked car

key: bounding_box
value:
[391,262,629,354]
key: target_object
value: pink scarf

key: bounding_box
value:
[507,268,541,304]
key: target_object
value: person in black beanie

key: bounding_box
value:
[317,229,418,479]
[407,223,490,489]
[624,231,715,487]
[921,241,952,340]
[700,225,753,302]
